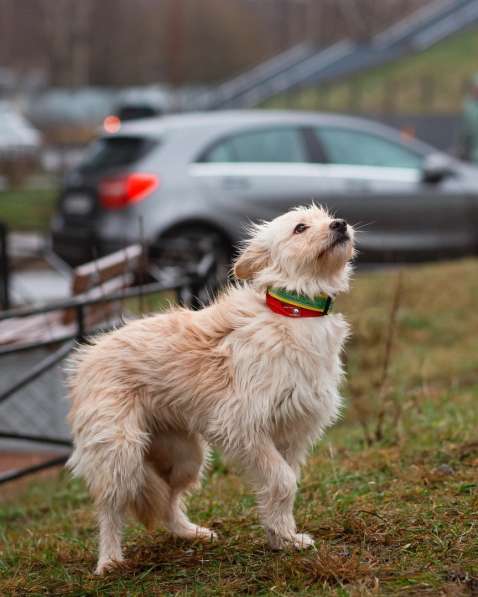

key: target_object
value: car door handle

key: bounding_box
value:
[222,176,250,190]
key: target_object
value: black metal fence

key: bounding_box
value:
[266,74,470,153]
[273,75,471,116]
[0,265,212,485]
[0,222,10,311]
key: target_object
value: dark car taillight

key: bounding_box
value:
[99,172,159,209]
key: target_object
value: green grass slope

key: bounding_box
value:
[0,189,57,232]
[266,26,478,114]
[1,259,477,595]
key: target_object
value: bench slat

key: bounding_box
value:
[72,245,143,295]
[0,245,144,348]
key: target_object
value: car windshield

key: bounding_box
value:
[77,136,157,174]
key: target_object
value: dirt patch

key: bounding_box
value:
[0,451,60,473]
[0,451,66,501]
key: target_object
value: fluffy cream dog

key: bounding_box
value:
[67,205,355,574]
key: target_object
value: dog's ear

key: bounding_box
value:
[234,240,270,280]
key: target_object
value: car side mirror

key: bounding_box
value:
[421,153,455,184]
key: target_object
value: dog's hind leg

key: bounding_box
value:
[147,431,217,541]
[68,396,151,574]
[96,505,126,575]
[93,433,149,574]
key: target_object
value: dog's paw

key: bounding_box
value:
[292,532,315,550]
[94,557,124,575]
[173,524,218,542]
[193,526,218,542]
[267,529,315,551]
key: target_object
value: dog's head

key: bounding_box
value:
[233,205,355,296]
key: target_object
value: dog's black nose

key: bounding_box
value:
[330,219,347,233]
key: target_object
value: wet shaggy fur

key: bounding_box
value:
[67,205,355,574]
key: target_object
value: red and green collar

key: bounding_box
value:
[266,287,333,318]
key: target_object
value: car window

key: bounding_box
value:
[78,136,157,174]
[204,127,307,163]
[315,127,424,169]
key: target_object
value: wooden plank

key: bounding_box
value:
[0,275,134,344]
[0,313,63,346]
[0,313,76,346]
[71,244,143,295]
[0,245,143,348]
[62,273,134,325]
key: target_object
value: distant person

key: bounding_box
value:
[460,75,478,163]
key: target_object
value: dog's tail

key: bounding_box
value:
[68,391,169,529]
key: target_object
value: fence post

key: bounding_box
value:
[382,79,398,115]
[75,304,85,341]
[420,75,436,112]
[0,221,10,311]
[348,79,363,114]
[355,80,363,114]
[347,80,355,113]
[314,87,321,111]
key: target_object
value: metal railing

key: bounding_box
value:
[196,42,315,110]
[0,222,10,311]
[0,262,213,485]
[191,0,478,110]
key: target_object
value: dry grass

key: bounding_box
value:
[265,26,478,115]
[1,258,478,596]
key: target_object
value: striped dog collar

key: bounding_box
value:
[266,287,333,318]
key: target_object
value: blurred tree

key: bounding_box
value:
[162,0,267,84]
[41,0,76,87]
[70,0,92,87]
[0,0,429,88]
[89,0,164,86]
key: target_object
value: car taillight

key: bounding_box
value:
[99,173,159,209]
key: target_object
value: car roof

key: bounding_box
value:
[110,110,436,154]
[117,110,384,134]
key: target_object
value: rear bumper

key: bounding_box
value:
[51,226,125,266]
[51,228,95,265]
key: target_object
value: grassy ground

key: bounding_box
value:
[0,189,58,232]
[1,258,477,595]
[266,26,478,114]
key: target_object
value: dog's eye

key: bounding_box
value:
[294,223,308,234]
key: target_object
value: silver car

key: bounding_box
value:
[52,110,478,283]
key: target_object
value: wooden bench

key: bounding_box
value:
[0,244,143,348]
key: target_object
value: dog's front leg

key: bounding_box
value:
[277,436,311,479]
[233,439,315,550]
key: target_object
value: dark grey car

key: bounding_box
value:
[51,110,478,280]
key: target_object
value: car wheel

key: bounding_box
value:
[150,227,232,306]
